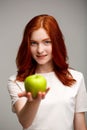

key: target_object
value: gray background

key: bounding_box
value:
[0,0,87,130]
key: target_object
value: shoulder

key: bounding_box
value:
[7,74,25,92]
[7,74,17,88]
[69,69,83,78]
[8,74,17,82]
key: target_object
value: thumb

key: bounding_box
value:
[18,91,27,97]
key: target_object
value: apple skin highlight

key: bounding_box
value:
[24,74,47,98]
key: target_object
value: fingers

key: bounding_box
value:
[18,91,34,102]
[18,91,27,97]
[46,87,50,94]
[37,91,45,100]
[37,87,50,100]
[26,92,33,102]
[18,87,50,101]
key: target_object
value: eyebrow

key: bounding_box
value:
[42,38,51,41]
[30,38,51,42]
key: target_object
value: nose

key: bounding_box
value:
[37,43,44,54]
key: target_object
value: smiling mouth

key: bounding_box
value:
[36,55,47,58]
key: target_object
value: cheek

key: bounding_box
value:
[47,46,52,54]
[30,47,36,57]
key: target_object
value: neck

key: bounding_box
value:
[36,64,53,73]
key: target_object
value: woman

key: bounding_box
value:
[7,14,87,130]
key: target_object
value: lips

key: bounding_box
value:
[36,55,47,58]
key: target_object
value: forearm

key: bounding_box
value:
[17,99,41,129]
[74,112,87,130]
[16,89,49,128]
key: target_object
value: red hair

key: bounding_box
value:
[16,14,76,86]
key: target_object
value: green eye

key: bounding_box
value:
[30,41,37,45]
[45,41,51,44]
[31,42,36,44]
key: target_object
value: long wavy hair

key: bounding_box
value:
[16,14,76,86]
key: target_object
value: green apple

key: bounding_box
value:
[24,74,47,98]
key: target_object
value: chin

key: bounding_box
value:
[37,61,47,65]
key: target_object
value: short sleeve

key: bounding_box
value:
[75,74,87,112]
[7,75,26,112]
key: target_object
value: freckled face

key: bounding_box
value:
[30,28,52,66]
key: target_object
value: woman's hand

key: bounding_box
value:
[18,87,50,102]
[15,87,50,128]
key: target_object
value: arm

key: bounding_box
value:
[74,112,87,130]
[14,88,50,129]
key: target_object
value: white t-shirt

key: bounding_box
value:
[7,69,87,130]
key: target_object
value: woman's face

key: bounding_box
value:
[30,28,52,66]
